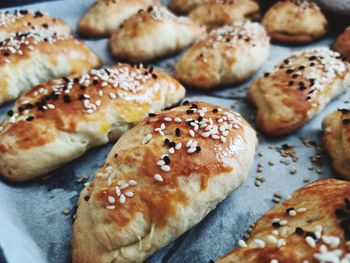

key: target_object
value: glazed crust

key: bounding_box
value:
[189,0,260,30]
[78,0,160,37]
[109,5,204,62]
[217,179,350,263]
[262,0,327,44]
[334,28,350,61]
[175,21,270,90]
[0,64,185,182]
[0,10,71,41]
[72,101,257,263]
[168,0,206,14]
[248,48,350,136]
[322,110,350,180]
[0,30,101,105]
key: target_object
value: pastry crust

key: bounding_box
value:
[175,21,270,90]
[0,30,101,105]
[78,0,160,37]
[322,109,350,180]
[72,101,258,263]
[248,48,350,136]
[262,0,327,44]
[189,0,260,30]
[334,28,350,61]
[217,178,350,263]
[0,10,71,41]
[109,5,204,62]
[168,0,206,14]
[0,64,185,182]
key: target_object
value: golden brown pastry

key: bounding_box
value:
[262,0,328,44]
[249,47,350,136]
[0,30,101,105]
[0,10,71,41]
[175,20,270,90]
[216,178,350,263]
[189,0,260,30]
[78,0,160,37]
[168,0,206,14]
[72,101,258,263]
[322,109,350,180]
[334,27,350,61]
[109,5,204,62]
[0,64,185,182]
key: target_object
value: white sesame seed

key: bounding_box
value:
[212,135,220,140]
[157,160,165,166]
[220,136,226,143]
[272,230,279,235]
[119,194,126,204]
[201,132,210,138]
[174,117,182,123]
[101,82,108,87]
[95,100,101,106]
[142,133,152,144]
[106,205,115,209]
[117,180,125,186]
[164,117,172,122]
[271,259,279,263]
[305,236,316,248]
[169,147,175,154]
[109,93,117,99]
[115,186,121,196]
[296,207,306,213]
[289,210,297,216]
[125,191,134,197]
[277,239,286,247]
[186,140,193,147]
[108,196,115,203]
[120,183,129,190]
[280,220,288,226]
[161,165,171,172]
[254,239,265,248]
[47,104,55,109]
[187,147,197,153]
[98,90,103,97]
[189,130,195,137]
[154,174,163,182]
[238,240,247,248]
[129,180,137,186]
[87,109,94,114]
[175,143,182,150]
[267,235,277,244]
[160,123,165,130]
[272,218,280,222]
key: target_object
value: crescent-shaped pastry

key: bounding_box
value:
[0,10,71,41]
[0,30,101,105]
[216,179,350,263]
[0,64,185,182]
[188,0,260,30]
[72,101,257,263]
[78,0,160,37]
[262,0,328,44]
[175,20,270,90]
[168,0,206,14]
[322,109,350,180]
[249,47,350,136]
[109,5,204,62]
[334,27,350,61]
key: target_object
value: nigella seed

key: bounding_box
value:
[295,227,304,235]
[84,195,90,201]
[163,156,170,164]
[284,59,289,64]
[62,77,70,83]
[310,62,316,67]
[26,116,34,121]
[63,95,71,103]
[272,222,281,228]
[7,110,14,117]
[148,113,156,117]
[309,56,317,61]
[336,208,348,218]
[208,260,215,263]
[186,109,194,114]
[175,128,181,137]
[197,116,203,122]
[25,103,34,109]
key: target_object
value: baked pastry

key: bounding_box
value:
[334,28,350,61]
[262,0,327,44]
[249,47,350,136]
[109,5,204,62]
[216,178,350,263]
[72,101,258,263]
[78,0,160,37]
[175,21,270,90]
[0,10,71,41]
[189,0,260,30]
[0,64,185,182]
[168,0,206,14]
[322,109,350,180]
[0,30,101,105]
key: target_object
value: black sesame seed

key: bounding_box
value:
[186,109,194,114]
[272,222,281,228]
[34,11,43,17]
[295,227,304,235]
[7,110,14,117]
[93,79,99,85]
[175,128,181,137]
[63,95,71,103]
[310,62,316,67]
[212,108,218,113]
[197,116,203,122]
[264,72,270,77]
[208,260,215,263]
[19,10,28,15]
[164,138,170,145]
[149,66,154,73]
[309,56,317,61]
[25,103,34,109]
[18,107,24,112]
[336,208,348,218]
[339,109,350,114]
[288,81,294,86]
[152,74,157,79]
[80,85,87,90]
[42,23,48,29]
[163,156,170,164]
[305,232,317,240]
[52,93,59,100]
[284,59,289,64]
[286,207,295,214]
[148,113,156,117]
[286,69,294,74]
[291,74,298,79]
[182,100,189,105]
[79,95,85,101]
[84,195,90,201]
[169,142,176,148]
[147,6,153,12]
[298,65,305,70]
[345,230,350,241]
[343,119,350,125]
[190,104,198,109]
[26,116,34,121]
[62,77,70,83]
[196,146,201,152]
[73,77,79,83]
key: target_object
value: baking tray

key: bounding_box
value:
[0,1,348,263]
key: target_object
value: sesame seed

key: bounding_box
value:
[189,130,195,137]
[108,196,115,203]
[124,191,134,197]
[238,240,247,248]
[119,194,126,204]
[128,180,137,186]
[120,183,129,190]
[109,93,116,99]
[254,239,265,248]
[175,143,182,150]
[161,165,170,172]
[174,117,182,123]
[305,236,316,248]
[154,174,163,182]
[106,205,115,210]
[115,186,121,196]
